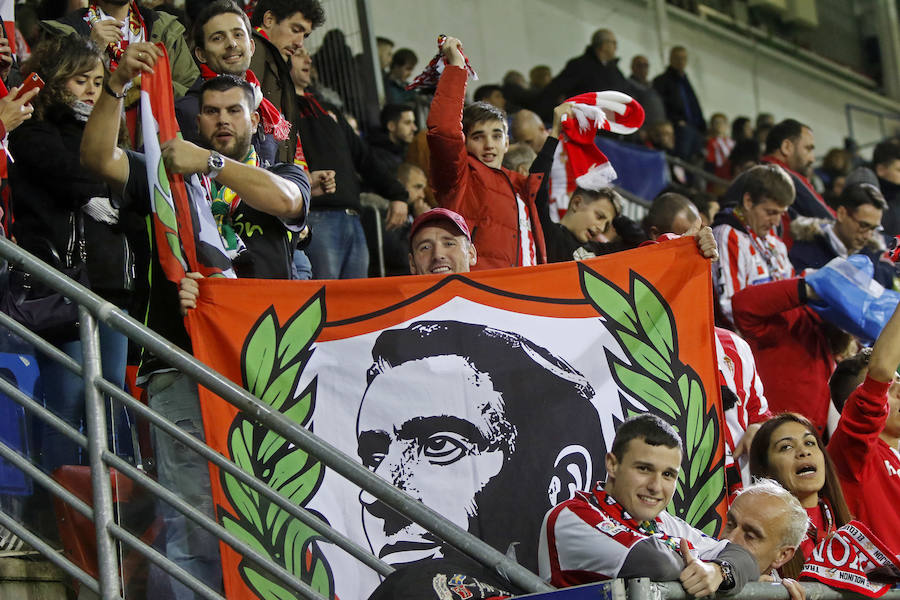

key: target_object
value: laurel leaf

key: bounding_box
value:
[582,269,639,334]
[260,363,302,414]
[612,361,678,419]
[278,295,323,369]
[222,513,267,558]
[618,330,673,381]
[243,566,297,600]
[633,276,675,361]
[686,468,724,527]
[245,312,277,397]
[283,518,317,576]
[308,546,333,596]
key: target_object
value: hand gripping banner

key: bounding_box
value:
[139,43,235,281]
[184,238,726,600]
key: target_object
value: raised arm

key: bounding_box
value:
[159,138,304,219]
[81,42,161,191]
[426,36,469,205]
[868,301,900,383]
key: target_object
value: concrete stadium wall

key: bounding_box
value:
[367,0,900,158]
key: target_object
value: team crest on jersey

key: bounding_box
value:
[597,519,628,537]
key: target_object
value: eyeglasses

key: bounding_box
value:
[847,214,881,233]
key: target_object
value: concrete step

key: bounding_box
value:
[0,554,68,600]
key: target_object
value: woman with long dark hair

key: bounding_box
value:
[8,33,134,473]
[749,412,852,578]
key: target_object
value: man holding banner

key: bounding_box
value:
[81,41,309,598]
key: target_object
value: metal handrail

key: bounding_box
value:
[0,310,393,579]
[665,154,731,188]
[629,579,900,600]
[0,235,554,595]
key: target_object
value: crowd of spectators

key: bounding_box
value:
[1,0,900,598]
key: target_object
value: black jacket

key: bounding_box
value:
[8,107,134,304]
[294,92,407,211]
[534,48,629,120]
[248,31,302,164]
[652,66,706,131]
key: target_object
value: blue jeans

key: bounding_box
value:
[36,318,128,474]
[292,249,313,280]
[147,371,222,600]
[305,210,369,279]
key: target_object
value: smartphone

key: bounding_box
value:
[15,73,44,100]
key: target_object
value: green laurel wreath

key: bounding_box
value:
[219,291,335,598]
[579,264,725,535]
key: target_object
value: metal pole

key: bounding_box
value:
[92,380,394,578]
[0,437,224,600]
[0,349,393,582]
[649,581,900,600]
[79,307,121,600]
[0,237,552,594]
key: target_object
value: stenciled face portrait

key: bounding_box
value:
[355,320,602,569]
[357,354,510,564]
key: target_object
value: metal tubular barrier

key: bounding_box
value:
[79,308,121,600]
[2,307,391,579]
[106,523,225,600]
[665,155,731,188]
[0,433,225,600]
[0,235,552,594]
[633,579,900,600]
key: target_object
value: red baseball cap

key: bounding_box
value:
[409,208,471,242]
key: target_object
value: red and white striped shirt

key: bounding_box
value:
[716,327,771,489]
[713,222,793,326]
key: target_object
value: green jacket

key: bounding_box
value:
[42,6,198,98]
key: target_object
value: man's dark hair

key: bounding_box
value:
[462,102,507,136]
[390,48,417,69]
[376,36,393,47]
[473,84,503,103]
[836,182,887,211]
[756,112,775,129]
[642,192,695,236]
[200,74,256,109]
[191,0,251,50]
[741,164,795,207]
[610,414,682,461]
[250,0,325,28]
[764,118,809,155]
[872,140,900,169]
[380,103,414,129]
[829,348,872,414]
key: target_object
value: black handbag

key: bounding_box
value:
[1,212,90,342]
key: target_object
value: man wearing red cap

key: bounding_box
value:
[408,208,477,275]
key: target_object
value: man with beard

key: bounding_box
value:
[41,0,197,97]
[81,43,309,599]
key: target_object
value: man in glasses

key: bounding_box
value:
[789,180,896,288]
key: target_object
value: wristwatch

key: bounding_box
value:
[207,151,226,179]
[716,560,736,591]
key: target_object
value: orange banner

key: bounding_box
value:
[186,238,725,600]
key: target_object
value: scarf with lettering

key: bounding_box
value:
[84,1,146,70]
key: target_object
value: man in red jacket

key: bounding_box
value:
[428,36,567,271]
[827,302,900,555]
